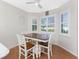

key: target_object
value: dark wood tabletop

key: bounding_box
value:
[23,33,50,42]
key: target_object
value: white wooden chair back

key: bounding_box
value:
[16,34,26,46]
[48,33,54,45]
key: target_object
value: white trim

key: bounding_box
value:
[60,10,70,36]
[55,44,78,57]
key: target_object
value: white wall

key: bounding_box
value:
[0,1,28,49]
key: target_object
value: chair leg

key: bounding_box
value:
[19,48,21,59]
[50,46,52,56]
[33,48,35,59]
[48,48,51,59]
[19,53,21,59]
[25,51,27,59]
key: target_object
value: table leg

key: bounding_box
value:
[38,45,41,57]
[35,42,39,58]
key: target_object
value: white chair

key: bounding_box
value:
[16,34,35,59]
[38,33,53,59]
[21,31,31,42]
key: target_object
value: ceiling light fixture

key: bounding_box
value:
[26,0,42,8]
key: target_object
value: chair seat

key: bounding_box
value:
[39,42,48,46]
[21,42,34,50]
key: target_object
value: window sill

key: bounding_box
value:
[59,33,70,37]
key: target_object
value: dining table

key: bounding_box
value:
[23,33,50,58]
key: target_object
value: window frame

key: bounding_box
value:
[40,15,55,33]
[60,10,70,36]
[32,19,37,31]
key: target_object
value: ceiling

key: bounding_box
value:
[2,0,70,13]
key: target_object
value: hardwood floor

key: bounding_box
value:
[3,45,77,59]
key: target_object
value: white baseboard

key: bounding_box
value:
[55,44,78,57]
[9,44,18,49]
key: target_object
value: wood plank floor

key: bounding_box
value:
[3,45,77,59]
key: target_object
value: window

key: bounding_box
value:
[41,18,47,31]
[41,16,55,32]
[32,19,37,31]
[60,11,70,35]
